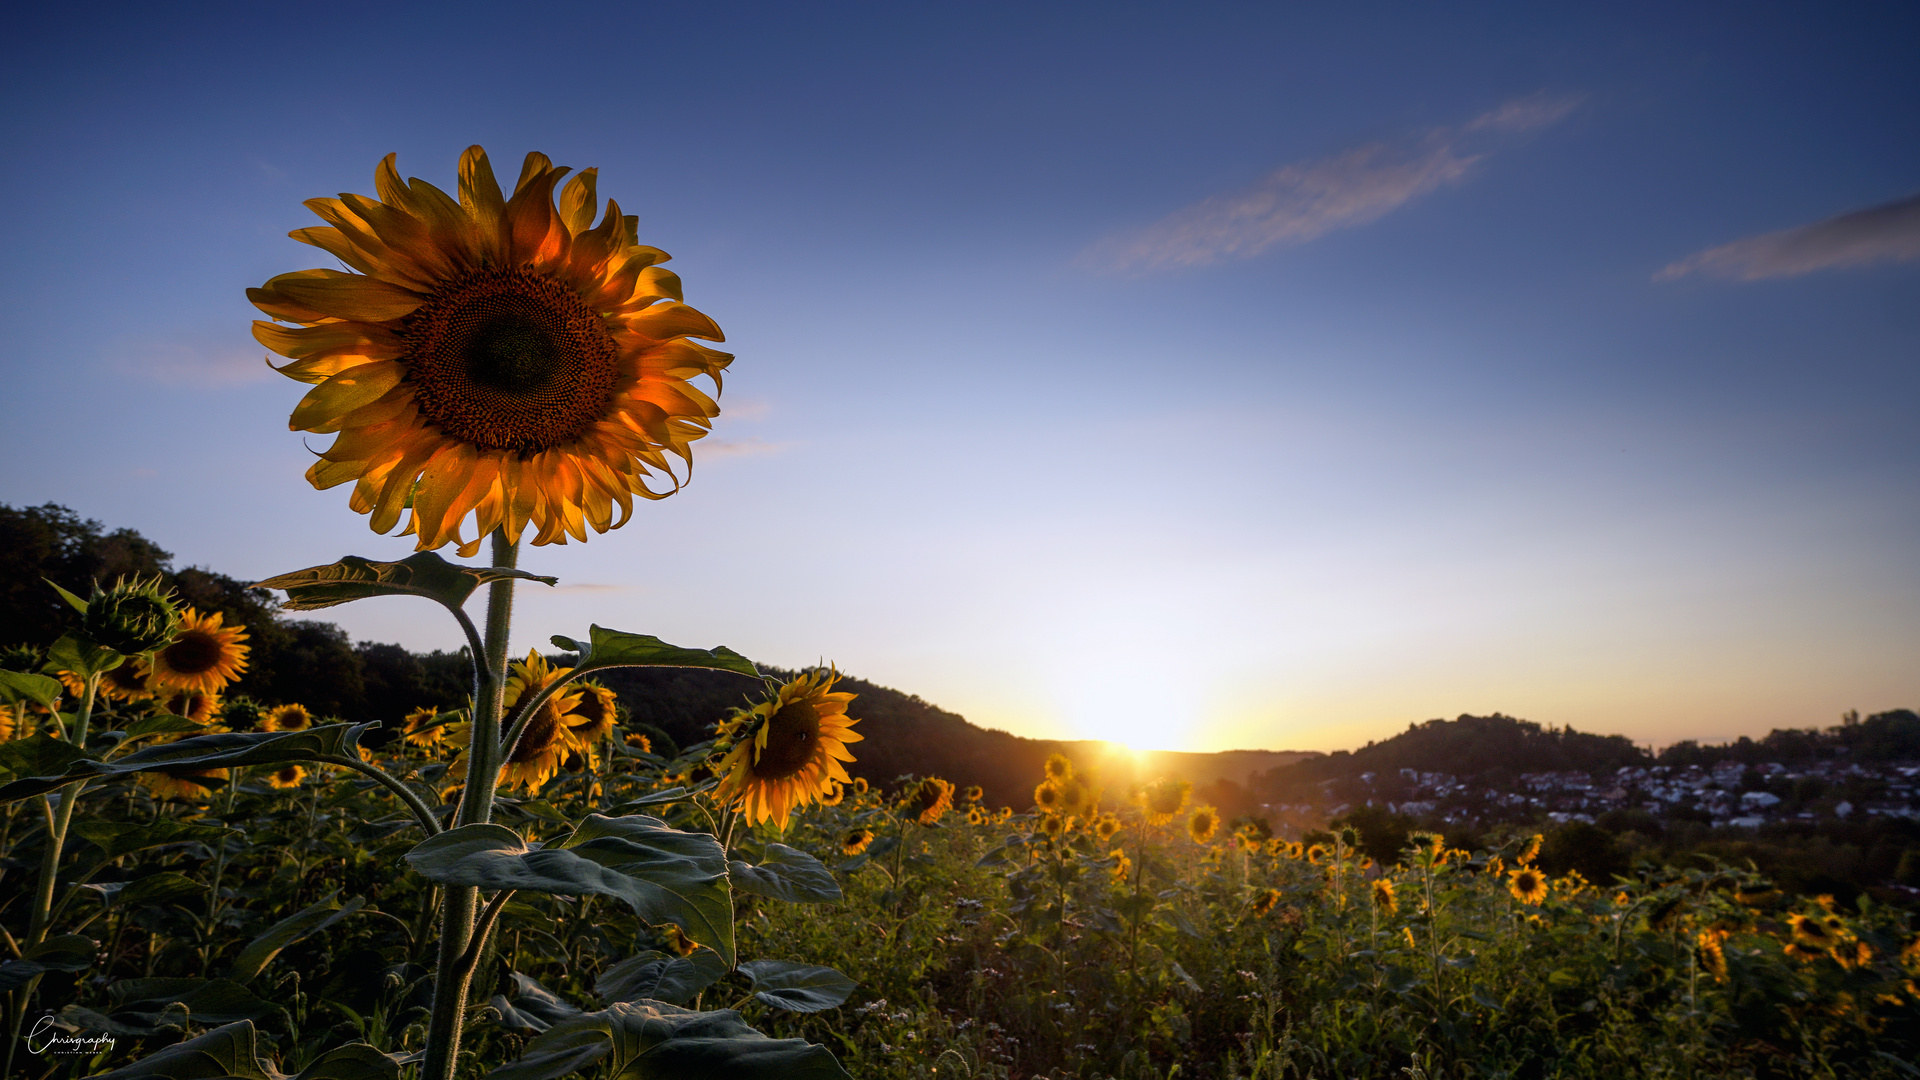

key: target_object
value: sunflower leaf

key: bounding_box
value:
[486,1000,852,1080]
[739,960,857,1013]
[72,819,239,859]
[595,950,729,1006]
[230,892,365,985]
[44,632,125,679]
[0,668,64,710]
[0,723,374,803]
[556,626,761,681]
[404,814,735,967]
[729,844,842,904]
[93,1019,280,1079]
[255,552,557,614]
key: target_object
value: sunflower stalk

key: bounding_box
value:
[6,670,99,1080]
[421,530,517,1080]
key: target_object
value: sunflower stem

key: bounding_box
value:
[6,671,98,1080]
[423,530,519,1080]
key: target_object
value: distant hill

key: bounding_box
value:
[591,665,1317,811]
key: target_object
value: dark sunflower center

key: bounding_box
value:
[404,268,619,454]
[162,632,222,675]
[753,702,821,780]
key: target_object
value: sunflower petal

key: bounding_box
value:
[266,272,425,322]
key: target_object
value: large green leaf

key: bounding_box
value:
[45,631,126,679]
[0,668,64,710]
[94,1019,279,1080]
[492,973,586,1033]
[115,714,211,742]
[0,735,94,785]
[71,977,279,1035]
[0,723,373,803]
[290,1044,405,1080]
[230,893,365,984]
[486,1000,851,1080]
[116,873,207,908]
[738,961,856,1013]
[404,814,735,966]
[255,552,555,613]
[595,950,728,1006]
[729,844,842,904]
[552,626,760,681]
[0,934,98,990]
[74,819,239,859]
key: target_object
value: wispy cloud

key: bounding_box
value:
[117,332,274,386]
[1656,192,1920,282]
[1081,93,1582,274]
[701,436,795,460]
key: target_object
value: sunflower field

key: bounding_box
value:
[3,145,1918,1079]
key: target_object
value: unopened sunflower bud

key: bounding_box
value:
[79,576,182,656]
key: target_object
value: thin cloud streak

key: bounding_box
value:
[1657,192,1920,281]
[1081,94,1582,274]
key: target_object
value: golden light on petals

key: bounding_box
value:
[709,669,862,830]
[403,705,447,747]
[147,607,250,695]
[249,147,733,555]
[447,651,584,794]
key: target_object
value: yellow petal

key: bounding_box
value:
[289,362,406,432]
[267,272,425,323]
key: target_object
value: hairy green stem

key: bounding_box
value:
[6,671,99,1080]
[316,754,444,836]
[422,530,518,1080]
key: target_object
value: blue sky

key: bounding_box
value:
[3,2,1916,752]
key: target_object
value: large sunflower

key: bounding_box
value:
[147,607,250,694]
[709,669,862,830]
[248,147,732,555]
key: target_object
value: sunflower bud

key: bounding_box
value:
[78,576,181,656]
[0,644,44,672]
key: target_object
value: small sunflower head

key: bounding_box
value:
[1109,849,1133,883]
[0,644,44,672]
[1372,877,1398,915]
[1249,889,1281,918]
[1789,912,1838,947]
[1043,753,1073,782]
[1646,896,1686,932]
[1140,777,1191,825]
[1696,931,1729,980]
[1095,814,1123,843]
[1336,826,1361,850]
[1517,833,1543,867]
[220,696,265,731]
[1306,843,1329,866]
[1188,806,1220,844]
[1037,812,1065,839]
[819,781,846,807]
[1508,867,1549,906]
[902,777,956,825]
[262,703,315,733]
[266,764,307,789]
[1034,781,1064,812]
[624,732,652,753]
[660,923,697,958]
[841,828,874,856]
[852,777,869,797]
[147,607,250,695]
[963,785,984,803]
[404,706,448,747]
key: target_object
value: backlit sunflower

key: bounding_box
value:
[902,777,955,825]
[266,764,307,789]
[1037,813,1065,838]
[0,704,19,742]
[963,785,983,802]
[146,607,249,694]
[249,147,732,555]
[450,651,584,793]
[1372,878,1398,914]
[1059,778,1092,817]
[1034,781,1064,812]
[1188,806,1219,844]
[1517,834,1543,866]
[262,703,314,732]
[1109,849,1132,882]
[1095,815,1123,843]
[566,682,619,744]
[1509,867,1549,906]
[1139,777,1191,826]
[403,705,446,747]
[709,669,862,829]
[1043,753,1073,781]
